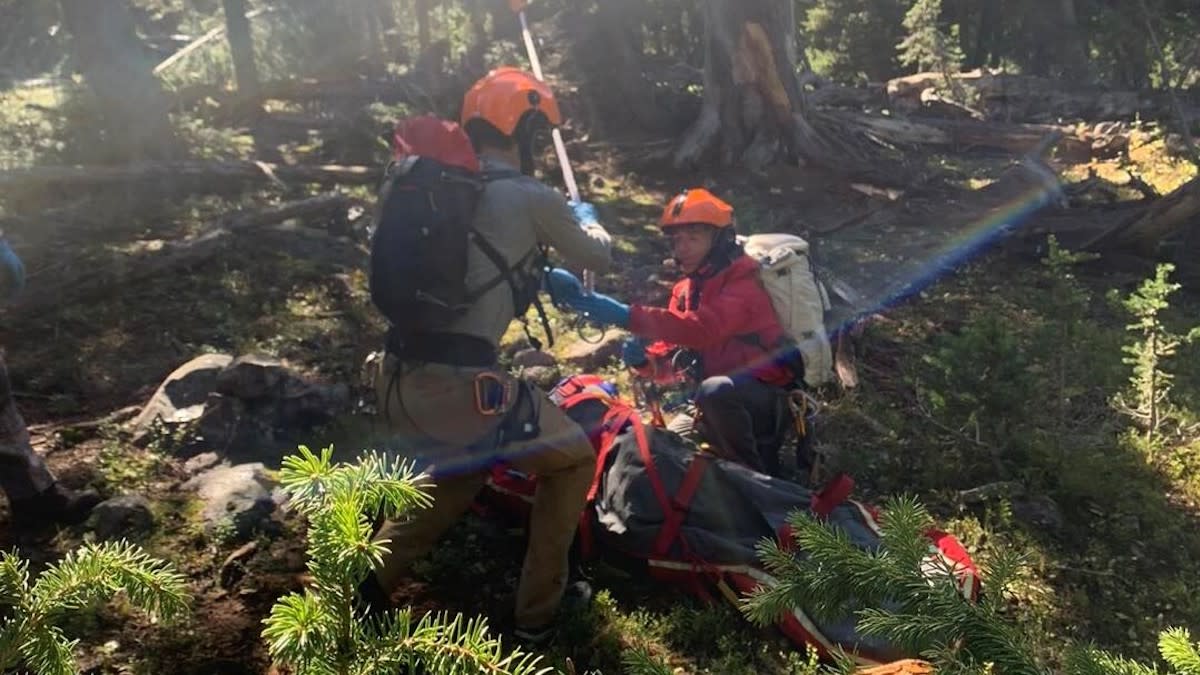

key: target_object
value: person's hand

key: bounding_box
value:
[0,238,26,300]
[565,292,630,328]
[621,336,648,368]
[545,267,584,304]
[568,200,599,226]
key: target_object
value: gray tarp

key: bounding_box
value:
[564,398,902,660]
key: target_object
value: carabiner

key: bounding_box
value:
[574,314,606,344]
[474,372,513,416]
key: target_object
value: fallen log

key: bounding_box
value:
[2,193,350,320]
[1082,175,1200,254]
[171,74,452,116]
[886,68,1199,125]
[842,112,1094,160]
[807,83,888,109]
[0,160,381,195]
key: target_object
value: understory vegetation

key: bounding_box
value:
[1,0,1199,673]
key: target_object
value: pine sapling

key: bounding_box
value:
[0,540,191,675]
[260,444,550,675]
[896,0,966,99]
[742,495,1200,674]
[1036,235,1099,470]
[1113,263,1198,450]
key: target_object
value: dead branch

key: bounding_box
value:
[1,193,350,321]
[0,160,380,195]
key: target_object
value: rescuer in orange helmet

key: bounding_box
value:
[361,67,612,646]
[548,189,800,475]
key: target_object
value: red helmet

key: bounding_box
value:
[460,66,562,137]
[659,188,734,230]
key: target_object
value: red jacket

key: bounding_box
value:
[628,255,793,387]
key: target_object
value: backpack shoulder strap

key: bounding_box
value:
[463,167,532,301]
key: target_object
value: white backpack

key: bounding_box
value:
[740,233,834,388]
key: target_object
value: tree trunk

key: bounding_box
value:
[674,0,835,170]
[589,0,670,133]
[376,0,397,33]
[221,0,259,99]
[58,0,180,161]
[465,0,488,72]
[416,0,431,50]
[1058,0,1091,82]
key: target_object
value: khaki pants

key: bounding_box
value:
[0,355,54,502]
[370,354,594,629]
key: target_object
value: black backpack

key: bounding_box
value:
[368,116,552,348]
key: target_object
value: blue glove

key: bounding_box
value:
[545,267,584,304]
[0,238,25,300]
[565,292,630,329]
[622,336,648,368]
[568,200,599,226]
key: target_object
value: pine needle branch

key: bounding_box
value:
[30,540,191,623]
[352,609,550,675]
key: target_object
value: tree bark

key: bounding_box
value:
[1058,0,1092,82]
[58,0,181,162]
[674,0,836,170]
[221,0,259,99]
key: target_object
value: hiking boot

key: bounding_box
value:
[513,580,594,647]
[9,483,102,528]
[562,579,593,611]
[513,623,556,647]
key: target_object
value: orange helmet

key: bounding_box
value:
[660,188,734,229]
[461,66,562,137]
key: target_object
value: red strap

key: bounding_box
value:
[559,390,606,411]
[810,473,854,518]
[776,523,797,553]
[630,414,672,513]
[652,453,709,557]
[577,406,637,560]
[588,407,634,501]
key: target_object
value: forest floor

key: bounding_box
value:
[2,57,1200,675]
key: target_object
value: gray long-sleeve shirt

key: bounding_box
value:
[447,157,612,348]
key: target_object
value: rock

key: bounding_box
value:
[129,353,234,444]
[182,463,278,540]
[522,365,563,391]
[214,354,289,401]
[560,330,628,372]
[88,495,155,540]
[1013,495,1064,533]
[499,337,533,361]
[184,452,222,476]
[135,352,350,463]
[512,348,558,369]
